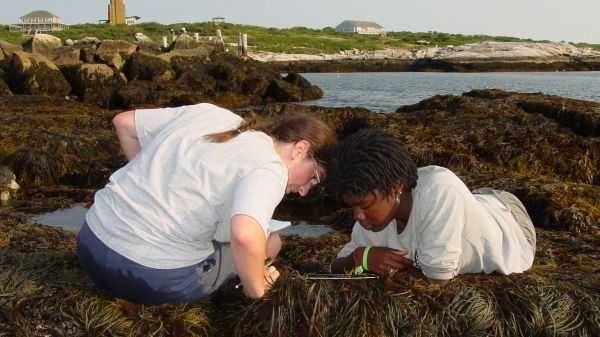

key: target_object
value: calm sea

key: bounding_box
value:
[300,71,600,113]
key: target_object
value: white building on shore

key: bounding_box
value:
[9,10,69,34]
[335,20,385,36]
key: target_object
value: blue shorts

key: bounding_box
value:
[76,221,237,304]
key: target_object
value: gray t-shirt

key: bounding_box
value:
[86,103,287,269]
[338,166,534,279]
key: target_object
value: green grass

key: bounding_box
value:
[1,22,599,54]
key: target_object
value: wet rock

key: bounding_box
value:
[78,44,97,63]
[283,72,324,100]
[96,40,137,59]
[157,46,214,63]
[123,52,174,82]
[0,78,11,96]
[95,40,137,70]
[40,46,81,66]
[115,80,196,108]
[0,40,23,63]
[0,95,118,188]
[96,51,124,70]
[242,73,271,96]
[266,79,302,102]
[61,63,127,108]
[0,69,12,95]
[177,68,216,96]
[0,165,20,205]
[6,51,71,96]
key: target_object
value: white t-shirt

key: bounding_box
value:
[86,103,288,269]
[338,166,534,280]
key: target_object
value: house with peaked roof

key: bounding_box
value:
[335,20,384,35]
[10,10,69,34]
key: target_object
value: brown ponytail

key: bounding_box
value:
[204,111,263,143]
[205,111,337,167]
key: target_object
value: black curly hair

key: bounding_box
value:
[326,129,418,199]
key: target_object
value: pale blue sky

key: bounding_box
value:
[3,0,599,43]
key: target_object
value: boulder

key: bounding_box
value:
[96,40,137,59]
[40,46,81,66]
[266,79,302,102]
[0,40,23,62]
[209,54,248,92]
[22,33,62,54]
[115,80,199,108]
[171,33,203,50]
[0,78,12,96]
[123,52,175,82]
[158,45,214,63]
[6,51,71,96]
[79,44,97,63]
[178,69,217,95]
[134,32,161,53]
[283,72,324,100]
[61,63,127,108]
[242,73,271,96]
[74,37,101,47]
[96,52,125,70]
[0,165,20,205]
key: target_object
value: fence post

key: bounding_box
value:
[241,33,248,57]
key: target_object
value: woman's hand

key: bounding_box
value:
[365,247,414,275]
[263,265,280,291]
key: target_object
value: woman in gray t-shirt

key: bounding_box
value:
[77,103,336,304]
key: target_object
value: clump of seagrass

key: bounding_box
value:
[278,233,349,272]
[230,271,600,337]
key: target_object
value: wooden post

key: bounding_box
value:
[238,33,243,56]
[162,36,168,48]
[193,32,199,42]
[242,33,248,57]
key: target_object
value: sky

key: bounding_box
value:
[2,0,599,44]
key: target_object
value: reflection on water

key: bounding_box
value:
[31,203,88,231]
[31,204,335,237]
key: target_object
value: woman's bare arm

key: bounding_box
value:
[112,110,141,160]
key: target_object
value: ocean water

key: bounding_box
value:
[300,71,600,112]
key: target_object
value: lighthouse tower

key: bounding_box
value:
[108,0,126,25]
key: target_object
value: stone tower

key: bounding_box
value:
[108,0,126,25]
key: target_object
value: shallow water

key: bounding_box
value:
[31,203,88,232]
[300,71,600,112]
[32,205,335,237]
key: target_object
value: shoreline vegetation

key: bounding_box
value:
[1,22,600,74]
[1,21,600,336]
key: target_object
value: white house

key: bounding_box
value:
[335,20,384,35]
[10,10,69,34]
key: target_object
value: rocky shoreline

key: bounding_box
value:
[252,41,600,72]
[1,34,600,336]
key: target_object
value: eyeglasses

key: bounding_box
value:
[310,154,321,185]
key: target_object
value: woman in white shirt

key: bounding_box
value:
[328,129,535,285]
[77,103,336,304]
